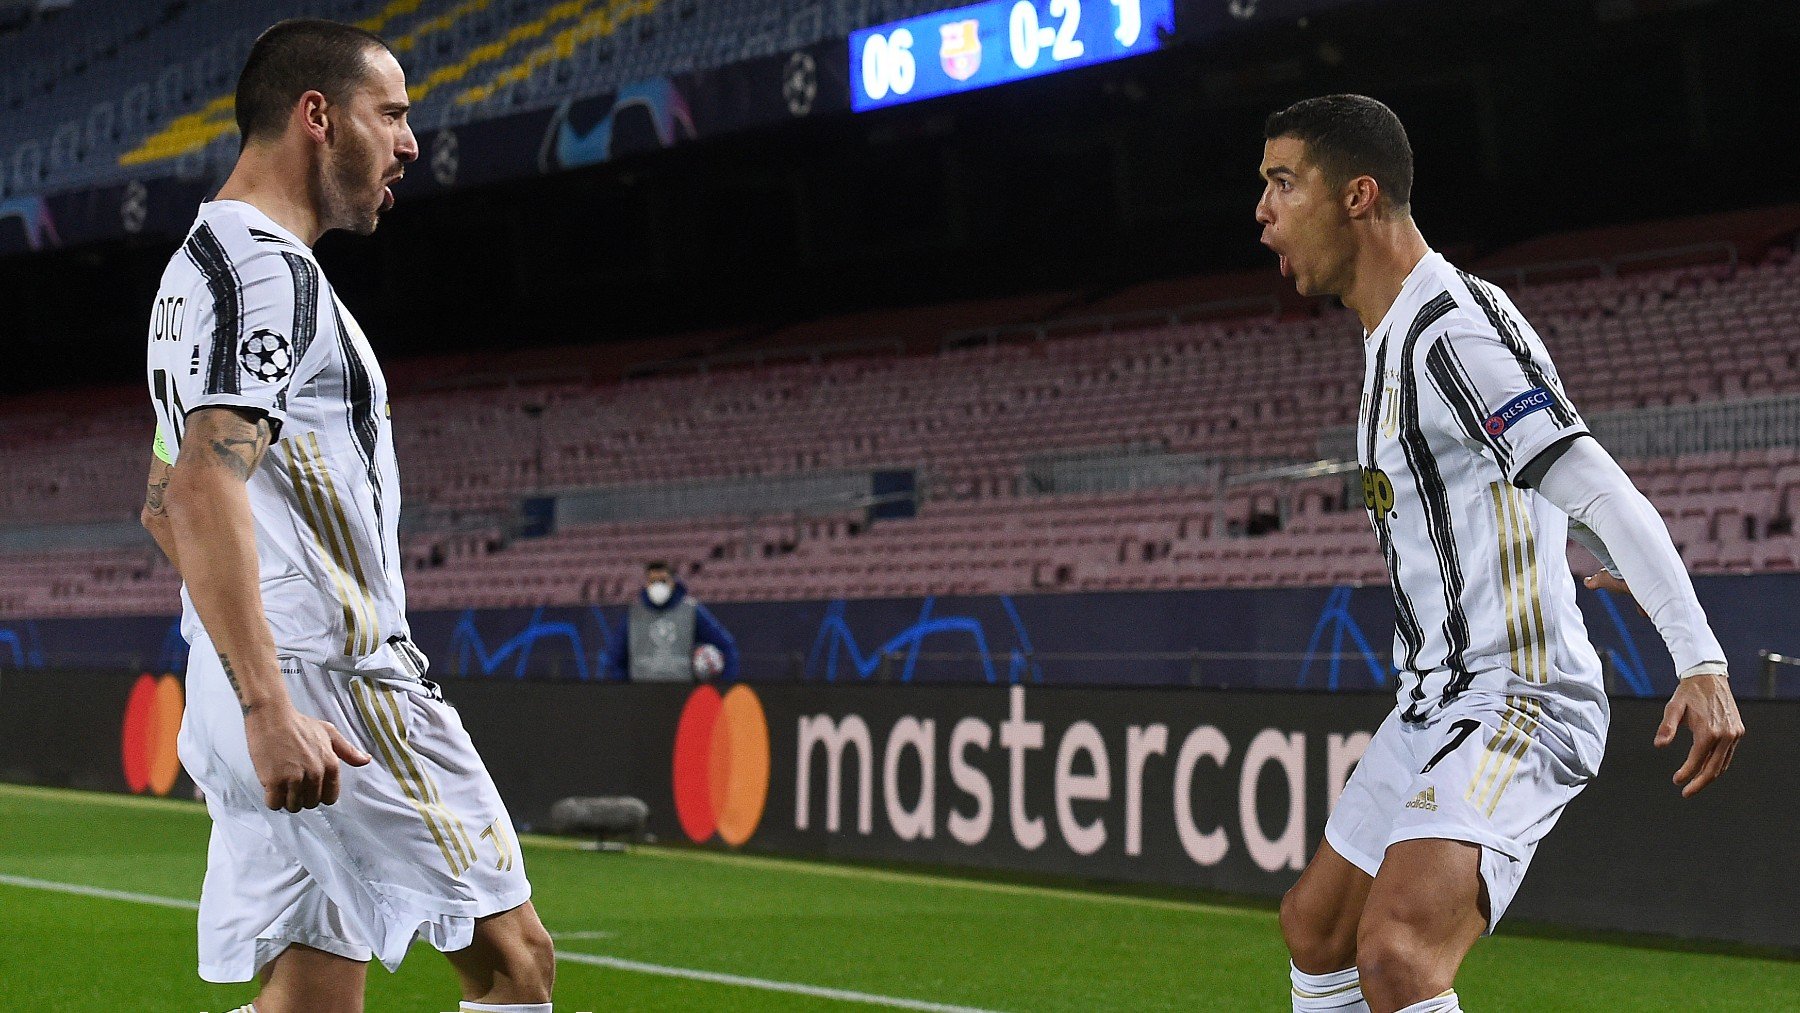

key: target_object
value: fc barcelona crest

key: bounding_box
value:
[939,19,981,81]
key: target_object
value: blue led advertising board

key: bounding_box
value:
[851,0,1177,111]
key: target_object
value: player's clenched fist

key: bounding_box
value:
[245,704,372,812]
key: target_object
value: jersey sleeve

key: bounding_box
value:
[185,231,330,435]
[1423,320,1588,487]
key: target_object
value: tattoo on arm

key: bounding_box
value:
[217,652,251,715]
[145,463,172,517]
[186,409,273,481]
[209,422,272,480]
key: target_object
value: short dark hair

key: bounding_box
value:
[235,19,389,144]
[645,561,672,574]
[1264,94,1413,210]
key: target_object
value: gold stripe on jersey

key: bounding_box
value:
[368,679,478,871]
[285,441,366,655]
[1491,483,1547,684]
[1489,483,1526,678]
[349,679,474,876]
[1515,484,1551,687]
[302,433,379,655]
[287,435,377,656]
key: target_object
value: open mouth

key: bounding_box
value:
[380,173,402,211]
[1261,235,1290,279]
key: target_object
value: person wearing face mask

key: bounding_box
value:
[606,561,739,683]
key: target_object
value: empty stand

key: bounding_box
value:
[2,248,1798,615]
[0,0,960,199]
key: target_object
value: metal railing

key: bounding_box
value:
[1022,444,1218,495]
[554,469,899,526]
[1590,393,1800,459]
[1317,393,1800,463]
[0,519,149,553]
[1014,445,1358,532]
[398,506,514,537]
[1759,649,1800,698]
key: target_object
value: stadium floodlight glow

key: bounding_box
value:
[850,0,1177,112]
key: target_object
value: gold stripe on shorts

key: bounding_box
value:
[1481,696,1542,817]
[1465,697,1522,806]
[362,680,478,872]
[350,679,474,875]
[481,820,516,872]
[1466,696,1541,817]
[368,680,478,870]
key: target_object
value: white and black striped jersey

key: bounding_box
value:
[1359,251,1606,754]
[147,200,421,677]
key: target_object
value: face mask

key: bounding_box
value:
[646,581,673,606]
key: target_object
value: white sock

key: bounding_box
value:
[460,1004,551,1012]
[1291,963,1370,1012]
[1394,990,1463,1013]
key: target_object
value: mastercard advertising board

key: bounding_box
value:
[3,673,1795,948]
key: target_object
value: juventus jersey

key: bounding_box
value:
[147,201,420,677]
[1359,251,1605,753]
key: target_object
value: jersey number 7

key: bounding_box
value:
[1421,719,1481,774]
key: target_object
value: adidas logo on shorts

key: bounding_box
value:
[1405,787,1439,811]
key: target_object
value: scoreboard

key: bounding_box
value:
[850,0,1177,112]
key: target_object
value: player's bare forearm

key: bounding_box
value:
[163,407,288,716]
[141,456,182,574]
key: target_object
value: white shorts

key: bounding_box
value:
[1324,690,1598,930]
[178,634,531,982]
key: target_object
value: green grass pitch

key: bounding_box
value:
[0,783,1794,1011]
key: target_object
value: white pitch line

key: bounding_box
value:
[0,873,200,911]
[0,872,1007,1013]
[2,784,1270,922]
[553,950,1006,1013]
